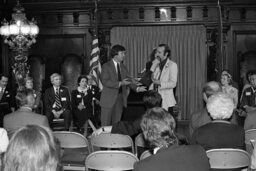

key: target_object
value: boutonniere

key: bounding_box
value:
[6,94,10,97]
[60,89,63,92]
[5,91,8,94]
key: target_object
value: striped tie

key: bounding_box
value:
[55,88,62,110]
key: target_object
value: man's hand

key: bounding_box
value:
[150,58,160,72]
[78,103,85,110]
[137,86,147,92]
[121,78,131,86]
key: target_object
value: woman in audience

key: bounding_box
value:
[24,77,42,113]
[2,125,60,171]
[191,92,245,150]
[220,71,238,107]
[133,107,210,171]
[71,75,93,135]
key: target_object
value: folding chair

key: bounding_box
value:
[90,133,135,153]
[206,148,250,169]
[245,129,256,154]
[54,131,90,170]
[135,133,148,157]
[85,150,139,171]
[140,150,152,160]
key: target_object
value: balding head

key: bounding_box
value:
[202,81,221,102]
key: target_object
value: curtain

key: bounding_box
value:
[110,25,207,120]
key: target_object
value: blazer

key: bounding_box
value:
[133,144,210,171]
[0,87,15,114]
[100,60,133,108]
[191,120,245,150]
[150,58,178,109]
[4,107,49,137]
[44,86,71,114]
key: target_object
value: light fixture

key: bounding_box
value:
[0,0,39,90]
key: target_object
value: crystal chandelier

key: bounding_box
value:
[0,0,39,90]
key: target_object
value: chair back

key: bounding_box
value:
[135,133,147,156]
[90,133,134,153]
[206,148,250,169]
[140,150,152,160]
[245,129,256,154]
[86,150,139,171]
[54,131,89,149]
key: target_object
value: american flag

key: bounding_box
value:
[89,34,103,91]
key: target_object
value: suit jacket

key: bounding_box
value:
[4,107,49,137]
[150,59,178,109]
[133,144,210,171]
[188,108,238,138]
[44,86,71,114]
[100,60,133,108]
[0,87,15,114]
[244,110,256,130]
[191,120,245,151]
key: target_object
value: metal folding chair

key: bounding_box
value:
[85,150,139,171]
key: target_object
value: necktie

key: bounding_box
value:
[0,88,4,101]
[55,88,62,110]
[117,63,122,81]
[117,63,122,93]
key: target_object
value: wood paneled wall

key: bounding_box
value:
[1,0,256,89]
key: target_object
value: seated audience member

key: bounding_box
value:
[133,107,210,171]
[0,128,9,168]
[241,71,256,113]
[93,90,162,136]
[0,74,15,127]
[4,89,49,137]
[189,81,237,137]
[220,71,238,107]
[44,73,71,130]
[24,76,42,114]
[191,92,245,150]
[2,125,60,171]
[240,70,253,102]
[71,75,94,135]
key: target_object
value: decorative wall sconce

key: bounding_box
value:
[0,0,39,90]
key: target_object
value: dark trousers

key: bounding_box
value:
[46,109,71,130]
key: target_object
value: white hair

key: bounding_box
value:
[50,73,61,83]
[206,92,235,120]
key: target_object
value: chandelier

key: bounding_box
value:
[0,0,39,90]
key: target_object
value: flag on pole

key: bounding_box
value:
[89,34,103,91]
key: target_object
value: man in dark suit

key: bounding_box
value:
[133,107,210,171]
[0,74,15,127]
[191,92,245,151]
[100,45,146,126]
[4,89,49,137]
[44,73,71,130]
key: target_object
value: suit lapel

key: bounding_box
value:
[110,60,118,81]
[160,59,170,80]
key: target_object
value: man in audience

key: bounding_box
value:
[44,73,71,130]
[93,90,162,136]
[100,44,146,126]
[0,74,15,127]
[240,70,256,113]
[133,107,210,171]
[191,92,245,150]
[4,89,49,137]
[189,81,237,138]
[150,44,178,117]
